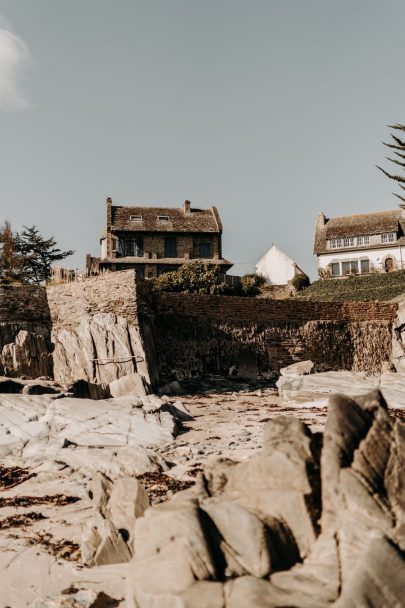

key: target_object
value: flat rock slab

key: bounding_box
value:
[0,394,179,474]
[277,370,405,409]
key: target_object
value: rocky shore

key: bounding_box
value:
[0,373,404,607]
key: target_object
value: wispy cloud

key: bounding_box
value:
[0,17,32,109]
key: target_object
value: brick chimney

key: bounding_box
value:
[183,200,191,214]
[106,197,113,257]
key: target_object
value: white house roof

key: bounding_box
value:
[255,244,304,285]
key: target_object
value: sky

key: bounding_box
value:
[1,0,405,278]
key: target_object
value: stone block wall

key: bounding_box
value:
[148,292,397,380]
[0,272,399,386]
[47,270,138,328]
[0,285,51,324]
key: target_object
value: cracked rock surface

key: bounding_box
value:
[128,390,405,608]
[0,392,184,608]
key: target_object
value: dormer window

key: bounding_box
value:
[357,235,370,246]
[330,239,343,249]
[158,215,170,223]
[130,215,143,222]
[382,232,396,243]
[343,237,355,247]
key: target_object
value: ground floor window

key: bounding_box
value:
[360,259,370,273]
[328,258,370,277]
[331,262,340,276]
[157,265,178,277]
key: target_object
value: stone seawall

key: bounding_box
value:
[151,292,397,322]
[149,293,397,380]
[47,271,137,328]
[0,273,399,385]
[0,271,153,388]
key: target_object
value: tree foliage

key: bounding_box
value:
[153,260,231,295]
[239,273,265,296]
[0,223,74,285]
[377,124,405,202]
[153,262,266,297]
[291,273,311,291]
[0,221,23,284]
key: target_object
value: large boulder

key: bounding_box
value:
[127,390,405,607]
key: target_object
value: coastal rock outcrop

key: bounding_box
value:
[0,393,181,477]
[127,390,405,607]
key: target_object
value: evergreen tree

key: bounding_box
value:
[377,123,405,203]
[0,221,23,284]
[15,226,74,284]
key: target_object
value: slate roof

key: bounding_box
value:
[110,205,222,233]
[314,209,405,254]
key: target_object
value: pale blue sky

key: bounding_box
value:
[1,0,405,277]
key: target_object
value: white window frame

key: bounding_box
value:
[330,238,343,249]
[158,215,170,223]
[129,215,143,222]
[343,237,355,248]
[357,235,370,246]
[382,232,396,243]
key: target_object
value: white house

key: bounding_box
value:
[255,244,305,285]
[314,205,405,277]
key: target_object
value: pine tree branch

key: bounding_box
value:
[385,157,405,169]
[383,142,405,151]
[388,124,405,132]
[392,134,405,147]
[393,151,405,160]
[376,165,405,182]
[393,193,405,202]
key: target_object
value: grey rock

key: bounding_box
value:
[127,390,405,607]
[81,473,149,566]
[280,360,314,377]
[109,373,147,398]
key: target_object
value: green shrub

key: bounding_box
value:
[291,273,311,292]
[239,273,266,296]
[295,269,405,302]
[153,261,231,295]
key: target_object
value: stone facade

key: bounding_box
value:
[86,198,232,278]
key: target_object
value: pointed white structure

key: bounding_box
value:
[255,244,305,285]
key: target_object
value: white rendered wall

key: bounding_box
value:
[101,238,107,259]
[256,245,300,285]
[317,246,405,273]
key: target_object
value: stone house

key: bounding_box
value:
[86,198,232,279]
[314,204,405,277]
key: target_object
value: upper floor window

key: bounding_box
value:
[158,215,170,223]
[117,235,144,257]
[381,232,396,243]
[330,239,343,249]
[357,235,370,246]
[198,242,211,258]
[130,215,143,222]
[343,237,355,248]
[164,236,177,258]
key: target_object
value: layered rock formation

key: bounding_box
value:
[0,392,181,477]
[127,390,405,607]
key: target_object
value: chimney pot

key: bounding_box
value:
[184,200,191,214]
[106,197,112,203]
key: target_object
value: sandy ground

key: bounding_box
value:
[159,381,327,488]
[0,379,328,606]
